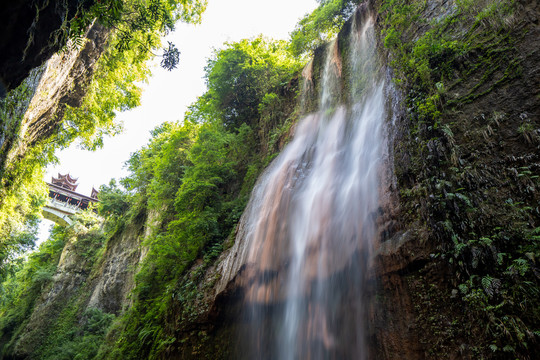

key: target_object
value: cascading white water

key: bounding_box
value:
[238,13,384,359]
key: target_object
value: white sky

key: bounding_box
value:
[39,0,318,240]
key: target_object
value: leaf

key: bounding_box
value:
[481,276,501,297]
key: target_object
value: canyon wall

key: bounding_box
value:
[1,22,109,180]
[1,0,538,359]
[174,1,540,358]
[0,0,96,95]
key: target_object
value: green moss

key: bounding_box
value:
[380,0,519,124]
[380,0,539,357]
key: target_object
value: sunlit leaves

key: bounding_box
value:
[58,0,208,150]
[289,0,358,57]
[204,37,302,129]
[60,40,149,150]
[97,180,131,217]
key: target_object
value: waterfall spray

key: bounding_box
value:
[238,12,385,359]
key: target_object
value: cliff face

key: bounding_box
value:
[165,0,540,358]
[1,22,109,181]
[86,212,151,314]
[372,0,540,358]
[5,210,151,359]
[0,0,95,96]
[1,0,538,359]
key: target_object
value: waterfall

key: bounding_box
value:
[237,13,384,359]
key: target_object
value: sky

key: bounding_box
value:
[39,0,319,240]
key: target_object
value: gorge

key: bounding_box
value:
[0,0,539,359]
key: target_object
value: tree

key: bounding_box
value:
[289,0,358,57]
[0,0,208,279]
[204,37,302,129]
[67,0,207,71]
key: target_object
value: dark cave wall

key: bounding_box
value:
[0,0,95,96]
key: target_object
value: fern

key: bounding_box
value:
[481,275,501,297]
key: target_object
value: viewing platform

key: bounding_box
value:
[43,173,98,226]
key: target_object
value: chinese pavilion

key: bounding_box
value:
[43,173,99,226]
[51,173,79,191]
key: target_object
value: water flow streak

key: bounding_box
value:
[239,15,384,359]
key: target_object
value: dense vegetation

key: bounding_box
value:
[379,0,540,357]
[0,31,304,358]
[289,0,358,57]
[0,212,110,359]
[1,0,538,359]
[0,0,206,285]
[98,36,303,359]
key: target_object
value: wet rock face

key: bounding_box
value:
[20,22,109,148]
[87,224,143,314]
[0,0,95,96]
[1,21,109,178]
[181,0,539,358]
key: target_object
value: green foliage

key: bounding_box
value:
[0,212,116,360]
[93,179,135,237]
[381,0,517,125]
[426,179,540,357]
[0,217,41,285]
[57,0,205,149]
[122,121,195,213]
[105,119,253,358]
[0,0,208,280]
[57,0,206,150]
[289,0,358,57]
[98,35,302,358]
[0,80,49,261]
[203,36,302,129]
[64,0,207,70]
[98,179,131,217]
[0,226,67,355]
[59,47,146,150]
[39,307,115,360]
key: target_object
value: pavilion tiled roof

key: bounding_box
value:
[51,173,79,191]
